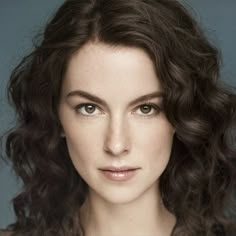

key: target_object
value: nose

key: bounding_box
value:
[103,115,131,157]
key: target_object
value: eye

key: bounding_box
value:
[74,102,161,117]
[74,103,101,116]
[135,103,161,116]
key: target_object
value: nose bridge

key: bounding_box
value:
[104,113,130,156]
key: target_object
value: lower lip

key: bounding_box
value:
[100,169,138,181]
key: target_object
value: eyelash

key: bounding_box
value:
[74,102,161,118]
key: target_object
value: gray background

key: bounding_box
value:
[0,0,235,229]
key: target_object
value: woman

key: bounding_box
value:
[1,0,236,235]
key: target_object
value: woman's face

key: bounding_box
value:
[58,42,175,204]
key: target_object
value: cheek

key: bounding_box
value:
[63,121,103,167]
[67,129,98,157]
[61,113,103,148]
[65,133,98,179]
[137,119,174,167]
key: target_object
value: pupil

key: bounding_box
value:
[84,105,151,114]
[141,105,151,113]
[86,105,95,113]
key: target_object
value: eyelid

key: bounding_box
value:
[133,102,162,116]
[74,102,162,117]
[74,103,103,116]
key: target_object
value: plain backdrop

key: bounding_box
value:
[0,0,236,229]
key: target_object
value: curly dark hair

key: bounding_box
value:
[1,0,236,235]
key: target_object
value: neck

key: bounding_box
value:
[79,183,176,236]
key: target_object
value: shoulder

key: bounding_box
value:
[0,229,13,236]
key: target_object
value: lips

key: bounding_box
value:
[99,166,140,181]
[99,166,140,172]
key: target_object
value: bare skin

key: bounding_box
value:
[79,185,176,236]
[59,42,176,236]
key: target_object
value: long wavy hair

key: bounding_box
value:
[2,0,236,235]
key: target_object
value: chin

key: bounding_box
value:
[91,184,151,205]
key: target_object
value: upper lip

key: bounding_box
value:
[99,166,140,171]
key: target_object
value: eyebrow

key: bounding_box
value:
[66,89,164,107]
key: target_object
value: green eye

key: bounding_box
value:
[74,102,161,117]
[75,103,99,115]
[136,103,161,116]
[140,104,152,114]
[82,104,96,114]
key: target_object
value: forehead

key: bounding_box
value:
[62,42,162,96]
